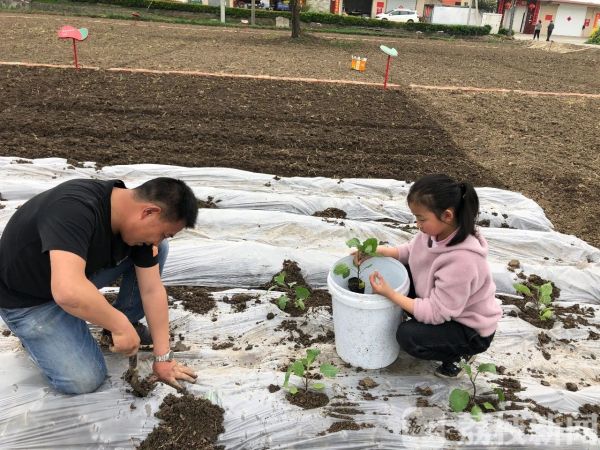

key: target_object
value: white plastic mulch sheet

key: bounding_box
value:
[0,157,599,449]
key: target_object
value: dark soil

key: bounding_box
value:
[312,208,347,219]
[267,384,280,393]
[197,196,221,209]
[167,286,216,315]
[1,14,599,249]
[138,393,225,450]
[2,330,11,337]
[122,368,157,398]
[276,319,335,347]
[319,420,375,435]
[444,426,462,441]
[415,386,433,396]
[491,377,525,402]
[286,390,329,409]
[222,293,258,313]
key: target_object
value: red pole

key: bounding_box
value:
[383,55,391,90]
[72,38,79,69]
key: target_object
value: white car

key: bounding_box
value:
[375,8,419,23]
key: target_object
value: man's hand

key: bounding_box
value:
[109,323,140,356]
[369,271,394,298]
[153,360,198,391]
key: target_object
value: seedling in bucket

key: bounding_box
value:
[334,237,379,294]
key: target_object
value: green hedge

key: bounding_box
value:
[587,27,600,45]
[66,0,491,35]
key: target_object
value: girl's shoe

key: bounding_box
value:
[434,355,476,378]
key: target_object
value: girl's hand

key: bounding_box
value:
[369,271,393,297]
[352,250,371,266]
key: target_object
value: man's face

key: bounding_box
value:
[123,208,185,247]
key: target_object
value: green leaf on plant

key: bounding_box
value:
[346,238,361,249]
[288,385,298,395]
[477,363,497,374]
[362,238,378,256]
[306,349,320,367]
[449,388,470,412]
[295,286,310,301]
[482,402,495,411]
[320,363,338,378]
[513,283,531,296]
[471,405,483,421]
[312,383,325,390]
[283,367,292,388]
[334,263,351,279]
[460,362,472,377]
[358,279,365,289]
[295,298,305,310]
[291,360,305,377]
[540,307,554,320]
[539,282,553,300]
[274,272,287,287]
[277,295,289,311]
[494,387,505,402]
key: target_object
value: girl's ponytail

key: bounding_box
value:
[453,181,479,246]
[407,174,479,246]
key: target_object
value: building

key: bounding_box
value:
[498,0,600,37]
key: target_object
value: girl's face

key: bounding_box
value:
[409,201,457,241]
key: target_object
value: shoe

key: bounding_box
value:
[100,322,153,350]
[434,355,476,379]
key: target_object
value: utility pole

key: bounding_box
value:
[220,0,225,23]
[251,0,256,25]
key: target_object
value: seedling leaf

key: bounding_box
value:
[334,263,351,279]
[346,238,361,249]
[277,295,289,311]
[312,383,325,390]
[540,308,554,320]
[295,298,305,310]
[320,363,338,378]
[539,282,553,300]
[460,363,472,377]
[295,286,310,301]
[274,272,287,287]
[471,405,483,421]
[513,283,532,296]
[291,360,305,377]
[283,368,292,388]
[449,388,470,412]
[362,238,379,256]
[477,363,497,374]
[483,402,495,411]
[288,385,298,395]
[494,387,505,402]
[306,349,320,367]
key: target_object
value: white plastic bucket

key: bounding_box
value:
[327,255,409,369]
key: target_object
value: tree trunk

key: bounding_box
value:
[251,0,255,25]
[291,0,301,38]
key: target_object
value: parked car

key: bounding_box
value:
[375,8,419,23]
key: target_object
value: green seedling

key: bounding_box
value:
[333,237,379,293]
[283,348,338,395]
[514,281,554,321]
[268,271,310,311]
[449,362,504,422]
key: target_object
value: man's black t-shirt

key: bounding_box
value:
[0,179,158,308]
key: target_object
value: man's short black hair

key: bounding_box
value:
[134,177,198,227]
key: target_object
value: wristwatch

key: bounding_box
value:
[153,350,174,363]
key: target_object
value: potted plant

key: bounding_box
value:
[333,237,379,294]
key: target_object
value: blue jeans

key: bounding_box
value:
[0,241,169,395]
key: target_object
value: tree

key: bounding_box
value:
[291,0,301,38]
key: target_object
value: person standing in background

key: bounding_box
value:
[533,20,542,40]
[546,20,555,41]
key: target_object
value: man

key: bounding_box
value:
[546,20,554,41]
[0,177,198,394]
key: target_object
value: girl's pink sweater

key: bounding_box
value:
[396,230,501,337]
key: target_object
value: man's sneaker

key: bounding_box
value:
[434,355,476,379]
[131,322,153,349]
[100,322,153,350]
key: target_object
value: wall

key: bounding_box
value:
[308,0,330,12]
[482,12,502,32]
[537,3,558,33]
[431,5,482,23]
[555,3,588,36]
[502,5,527,32]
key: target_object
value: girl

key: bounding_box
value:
[367,174,501,378]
